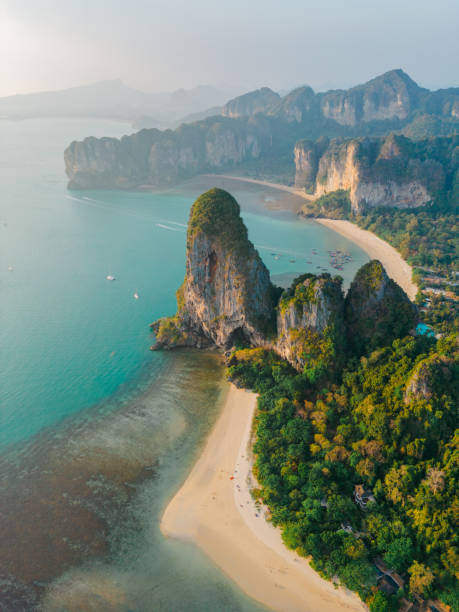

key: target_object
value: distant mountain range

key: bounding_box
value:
[6,70,458,133]
[221,69,459,125]
[64,69,459,207]
[0,80,236,125]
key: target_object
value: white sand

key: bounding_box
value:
[314,219,417,300]
[207,174,417,301]
[161,384,366,612]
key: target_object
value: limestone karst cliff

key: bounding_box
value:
[225,70,459,127]
[65,116,271,189]
[151,189,278,350]
[64,70,458,192]
[295,133,457,213]
[222,87,280,118]
[344,260,417,355]
[276,274,345,379]
[151,189,416,377]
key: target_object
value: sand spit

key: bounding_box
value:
[161,384,365,612]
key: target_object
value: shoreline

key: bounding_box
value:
[205,174,417,301]
[161,384,366,612]
[314,219,417,300]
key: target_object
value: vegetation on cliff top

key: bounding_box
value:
[188,188,253,255]
[345,261,418,355]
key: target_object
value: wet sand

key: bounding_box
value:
[161,385,366,612]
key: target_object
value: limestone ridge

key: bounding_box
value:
[222,70,458,126]
[64,70,459,192]
[344,260,418,355]
[294,133,458,213]
[65,117,271,189]
[222,87,281,118]
[151,189,277,350]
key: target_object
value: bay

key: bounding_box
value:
[0,118,368,610]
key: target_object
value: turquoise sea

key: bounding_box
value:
[0,118,369,610]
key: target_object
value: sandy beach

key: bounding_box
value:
[207,174,417,301]
[161,384,366,612]
[314,219,417,300]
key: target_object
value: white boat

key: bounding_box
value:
[7,266,13,271]
[106,275,116,281]
[134,292,139,299]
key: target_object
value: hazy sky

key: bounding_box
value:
[1,0,458,97]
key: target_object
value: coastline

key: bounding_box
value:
[161,384,366,612]
[314,219,417,300]
[206,174,417,300]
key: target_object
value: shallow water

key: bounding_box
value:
[0,118,369,610]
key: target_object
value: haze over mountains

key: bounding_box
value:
[0,80,236,125]
[4,69,458,134]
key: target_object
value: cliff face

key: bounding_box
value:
[294,133,454,213]
[151,189,276,350]
[276,274,345,377]
[222,87,280,118]
[345,260,417,355]
[65,117,271,189]
[319,69,419,126]
[151,197,415,375]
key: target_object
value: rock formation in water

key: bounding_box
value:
[150,189,416,377]
[344,260,417,355]
[295,133,458,213]
[276,274,345,378]
[151,188,277,350]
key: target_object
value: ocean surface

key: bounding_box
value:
[0,118,369,610]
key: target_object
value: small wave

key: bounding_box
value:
[156,223,184,232]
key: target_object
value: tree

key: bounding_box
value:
[408,561,434,596]
[383,537,414,573]
[368,591,398,612]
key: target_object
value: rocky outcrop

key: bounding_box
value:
[344,260,417,355]
[404,354,454,404]
[319,69,419,126]
[276,274,345,376]
[151,194,415,373]
[222,88,281,118]
[295,133,456,213]
[65,117,271,189]
[151,189,277,350]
